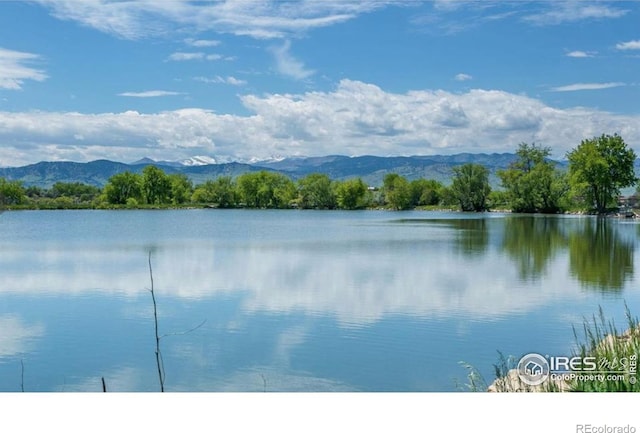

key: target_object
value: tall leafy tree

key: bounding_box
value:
[498,143,568,213]
[237,171,295,208]
[567,134,637,213]
[49,182,101,204]
[409,178,443,206]
[450,163,491,211]
[382,173,412,210]
[297,173,336,209]
[142,165,172,205]
[0,178,26,206]
[169,173,193,205]
[334,178,369,210]
[104,171,142,205]
[192,176,238,208]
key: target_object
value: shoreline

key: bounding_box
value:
[487,324,640,392]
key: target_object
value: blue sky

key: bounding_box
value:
[0,0,638,166]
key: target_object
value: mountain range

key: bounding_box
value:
[0,153,588,189]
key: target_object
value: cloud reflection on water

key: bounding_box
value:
[0,236,591,325]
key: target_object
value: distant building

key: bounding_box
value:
[619,194,639,209]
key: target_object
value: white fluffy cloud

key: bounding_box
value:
[0,79,638,166]
[454,73,473,81]
[616,40,640,51]
[0,47,47,90]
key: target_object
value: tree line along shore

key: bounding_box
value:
[1,134,638,214]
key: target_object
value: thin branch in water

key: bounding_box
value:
[161,319,207,339]
[20,359,24,392]
[148,251,165,392]
[260,374,267,392]
[147,250,206,392]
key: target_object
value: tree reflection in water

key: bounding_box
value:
[502,216,567,281]
[568,218,634,292]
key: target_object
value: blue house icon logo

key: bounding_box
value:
[517,353,550,386]
[525,360,544,376]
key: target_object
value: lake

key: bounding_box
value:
[0,209,639,392]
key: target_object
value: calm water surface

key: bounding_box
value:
[1,210,639,391]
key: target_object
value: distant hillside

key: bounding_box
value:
[3,153,634,189]
[0,160,136,188]
[254,153,521,186]
[0,160,264,188]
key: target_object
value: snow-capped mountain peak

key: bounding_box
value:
[179,155,219,166]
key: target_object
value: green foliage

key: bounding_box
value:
[0,178,27,206]
[297,173,336,209]
[498,143,568,213]
[450,163,491,211]
[567,134,637,213]
[126,197,139,209]
[568,306,639,392]
[410,178,443,207]
[237,171,296,208]
[382,173,411,210]
[48,182,101,205]
[104,171,143,205]
[487,190,509,209]
[169,174,193,205]
[52,196,75,209]
[142,165,172,205]
[334,178,369,210]
[438,186,458,207]
[192,176,238,208]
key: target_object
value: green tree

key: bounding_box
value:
[237,171,296,208]
[382,173,412,210]
[169,174,193,205]
[142,165,172,205]
[297,173,336,209]
[192,176,238,208]
[0,178,26,206]
[567,134,637,213]
[25,185,44,200]
[498,143,567,213]
[487,190,509,209]
[409,178,443,206]
[49,182,101,205]
[104,171,143,205]
[334,178,369,210]
[450,163,491,211]
[438,186,458,207]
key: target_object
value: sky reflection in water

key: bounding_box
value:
[0,210,638,391]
